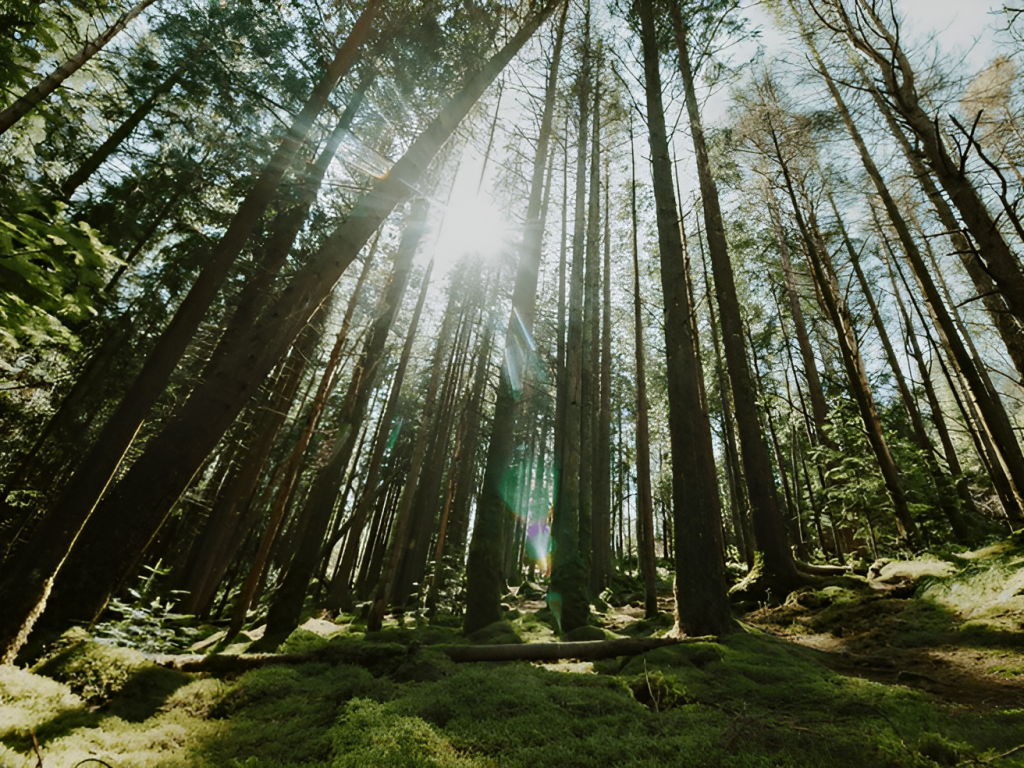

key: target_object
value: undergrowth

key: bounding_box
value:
[2,541,1023,767]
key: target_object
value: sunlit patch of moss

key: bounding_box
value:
[1,664,213,767]
[162,678,229,718]
[331,698,491,767]
[511,611,557,643]
[32,639,191,719]
[917,546,1024,636]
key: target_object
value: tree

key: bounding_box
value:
[635,0,735,636]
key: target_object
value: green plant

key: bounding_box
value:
[92,561,198,653]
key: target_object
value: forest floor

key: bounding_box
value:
[2,536,1024,767]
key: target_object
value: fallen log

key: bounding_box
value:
[147,635,716,673]
[439,636,714,663]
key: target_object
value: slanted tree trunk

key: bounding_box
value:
[0,0,160,135]
[766,118,918,542]
[367,280,463,628]
[61,51,198,197]
[861,78,1024,383]
[881,247,982,522]
[828,193,968,541]
[826,0,1024,326]
[763,185,833,450]
[464,0,568,634]
[323,256,438,613]
[257,208,430,646]
[637,0,735,636]
[804,30,1024,521]
[669,0,799,590]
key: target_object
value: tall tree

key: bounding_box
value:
[636,0,735,636]
[464,0,569,634]
[668,0,801,591]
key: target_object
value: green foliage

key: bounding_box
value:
[92,562,199,653]
[0,191,118,349]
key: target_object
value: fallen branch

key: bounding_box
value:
[148,635,715,673]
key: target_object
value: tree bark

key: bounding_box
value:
[549,0,592,637]
[637,0,735,636]
[669,0,799,588]
[629,125,658,618]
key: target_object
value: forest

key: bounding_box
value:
[1,0,1024,764]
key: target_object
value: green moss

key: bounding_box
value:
[465,620,522,645]
[331,698,489,767]
[33,640,149,702]
[275,628,330,655]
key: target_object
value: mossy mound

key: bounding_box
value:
[465,620,522,645]
[331,698,488,767]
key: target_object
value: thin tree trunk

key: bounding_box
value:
[830,193,968,540]
[768,120,918,542]
[764,185,832,450]
[257,209,430,646]
[0,0,160,135]
[629,124,658,618]
[323,257,438,613]
[549,0,592,637]
[592,161,613,595]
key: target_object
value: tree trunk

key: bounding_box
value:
[549,0,592,637]
[764,186,832,450]
[61,51,196,197]
[464,0,568,634]
[629,125,658,618]
[592,161,613,595]
[669,0,799,588]
[0,0,160,135]
[637,0,735,636]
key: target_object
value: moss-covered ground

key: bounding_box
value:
[2,540,1023,767]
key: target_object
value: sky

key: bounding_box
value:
[404,0,1013,285]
